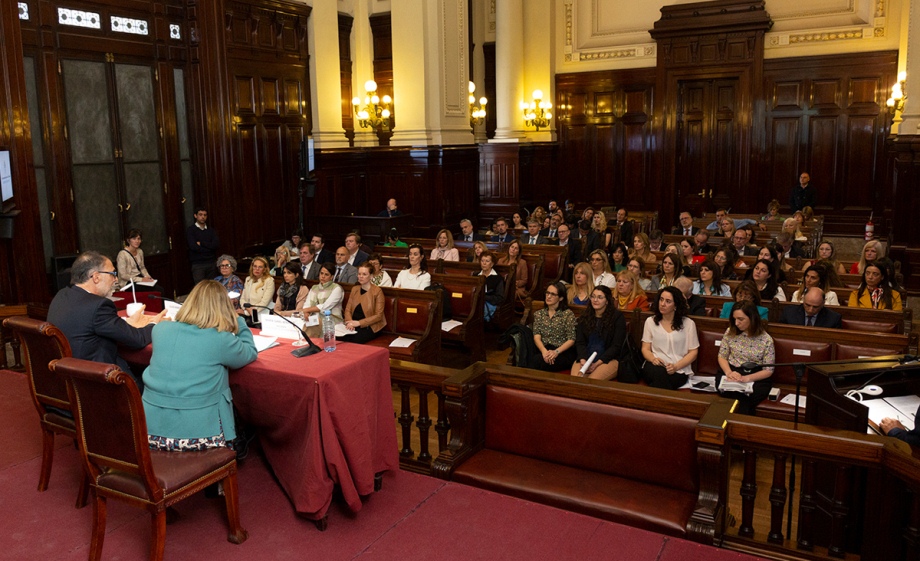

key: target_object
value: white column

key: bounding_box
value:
[390,0,473,146]
[307,1,350,147]
[491,0,525,142]
[350,0,379,147]
[522,0,555,142]
[470,0,488,143]
[896,0,920,134]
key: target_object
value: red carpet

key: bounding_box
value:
[0,370,767,561]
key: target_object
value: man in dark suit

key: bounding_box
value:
[674,277,707,316]
[577,219,601,255]
[731,230,759,257]
[311,233,335,266]
[694,230,716,255]
[778,288,842,328]
[48,251,164,389]
[556,223,582,282]
[615,208,634,247]
[790,172,815,213]
[540,214,562,239]
[491,217,514,243]
[345,233,369,267]
[671,211,700,237]
[775,232,806,259]
[298,243,321,281]
[458,219,484,242]
[332,247,358,284]
[376,198,403,217]
[881,404,920,446]
[523,220,552,245]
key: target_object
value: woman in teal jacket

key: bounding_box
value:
[143,280,258,451]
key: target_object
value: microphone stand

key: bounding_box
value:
[738,354,915,539]
[244,304,321,358]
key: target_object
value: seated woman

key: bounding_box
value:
[588,249,616,289]
[116,229,160,291]
[680,237,705,266]
[614,270,650,311]
[143,280,258,451]
[214,254,243,310]
[663,242,691,275]
[466,240,488,263]
[528,281,577,372]
[341,263,387,344]
[791,264,839,305]
[804,241,847,275]
[273,262,309,316]
[653,253,684,290]
[270,245,292,276]
[641,286,700,390]
[719,217,736,241]
[383,228,408,247]
[762,199,782,222]
[394,244,431,290]
[630,232,657,264]
[366,253,393,287]
[720,280,770,320]
[713,247,739,281]
[783,217,807,242]
[593,211,612,249]
[756,245,788,284]
[626,256,655,292]
[848,262,903,310]
[581,206,595,223]
[850,240,885,274]
[571,285,627,381]
[717,300,775,415]
[693,259,731,296]
[430,229,460,261]
[302,262,345,337]
[745,259,786,302]
[608,242,629,272]
[511,211,527,231]
[474,251,505,323]
[239,256,274,317]
[497,239,529,304]
[567,262,594,306]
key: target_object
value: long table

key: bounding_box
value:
[121,333,398,525]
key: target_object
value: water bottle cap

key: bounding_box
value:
[323,309,331,316]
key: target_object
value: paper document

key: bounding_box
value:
[137,279,157,287]
[579,352,597,375]
[389,337,416,348]
[441,319,463,332]
[163,300,182,319]
[718,378,754,394]
[861,398,910,431]
[260,314,305,340]
[251,334,279,353]
[780,394,806,408]
[334,324,357,337]
[686,376,717,393]
[883,395,920,423]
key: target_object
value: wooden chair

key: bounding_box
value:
[2,316,88,507]
[49,357,248,561]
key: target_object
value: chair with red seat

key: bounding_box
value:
[49,357,248,561]
[2,316,88,507]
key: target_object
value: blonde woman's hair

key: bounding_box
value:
[632,232,652,258]
[615,269,646,302]
[593,211,608,233]
[855,239,886,275]
[589,249,612,274]
[175,280,240,334]
[435,229,455,250]
[568,262,596,304]
[249,256,271,291]
[275,245,292,266]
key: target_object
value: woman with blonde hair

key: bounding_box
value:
[271,245,292,276]
[430,229,460,261]
[239,256,274,316]
[567,262,595,306]
[498,239,529,303]
[143,280,258,451]
[850,240,886,274]
[593,211,612,249]
[466,240,488,263]
[783,217,806,242]
[614,270,650,311]
[630,232,656,264]
[588,249,615,289]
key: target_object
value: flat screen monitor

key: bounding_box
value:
[0,151,11,204]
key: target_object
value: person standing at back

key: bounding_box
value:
[187,207,220,284]
[790,172,815,213]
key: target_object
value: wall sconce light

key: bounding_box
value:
[352,80,392,131]
[469,81,487,129]
[887,71,907,124]
[522,89,552,131]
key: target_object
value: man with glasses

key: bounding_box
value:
[671,212,699,236]
[556,224,582,282]
[48,251,166,391]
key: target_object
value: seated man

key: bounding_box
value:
[672,211,699,237]
[540,214,562,239]
[705,208,762,232]
[673,276,707,317]
[731,229,759,257]
[48,251,165,391]
[648,229,664,252]
[614,208,634,248]
[377,198,403,217]
[458,218,484,242]
[778,288,841,328]
[523,219,553,245]
[556,223,582,282]
[332,247,359,284]
[345,232,369,266]
[694,229,716,255]
[491,217,514,243]
[775,232,806,259]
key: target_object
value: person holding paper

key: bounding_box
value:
[273,262,309,316]
[302,262,344,334]
[341,263,386,344]
[571,285,627,381]
[116,229,159,291]
[143,280,257,452]
[880,405,920,447]
[716,301,775,415]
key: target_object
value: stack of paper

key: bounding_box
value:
[718,378,754,394]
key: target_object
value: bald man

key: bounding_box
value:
[779,288,841,328]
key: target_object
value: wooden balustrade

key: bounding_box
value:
[389,359,456,474]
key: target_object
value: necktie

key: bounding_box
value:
[530,237,536,245]
[806,315,815,326]
[550,230,556,237]
[302,264,307,277]
[685,228,690,235]
[334,267,341,282]
[467,235,472,241]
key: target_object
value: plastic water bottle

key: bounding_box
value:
[322,310,336,352]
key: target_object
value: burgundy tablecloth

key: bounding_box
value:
[121,335,398,520]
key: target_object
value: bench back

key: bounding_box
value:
[483,385,699,494]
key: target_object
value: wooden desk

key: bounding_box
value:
[121,333,398,526]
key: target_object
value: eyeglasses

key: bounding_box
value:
[219,263,232,268]
[95,270,117,277]
[545,291,559,297]
[590,257,603,262]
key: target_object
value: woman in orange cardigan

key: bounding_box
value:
[341,263,387,343]
[614,270,650,311]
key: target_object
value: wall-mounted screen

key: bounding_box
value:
[0,151,12,203]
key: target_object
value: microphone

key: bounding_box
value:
[243,304,321,358]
